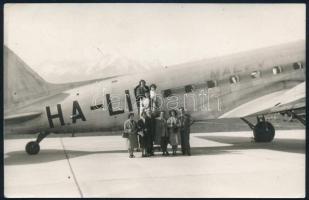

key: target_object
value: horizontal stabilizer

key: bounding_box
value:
[4,112,42,123]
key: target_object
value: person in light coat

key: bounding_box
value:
[123,113,138,158]
[140,92,151,116]
[167,109,180,155]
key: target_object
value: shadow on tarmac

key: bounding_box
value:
[4,136,304,166]
[196,136,305,155]
[4,149,128,166]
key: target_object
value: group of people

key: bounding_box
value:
[123,80,193,158]
[135,79,158,115]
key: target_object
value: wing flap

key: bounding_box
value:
[219,82,305,118]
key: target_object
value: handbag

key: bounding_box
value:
[137,131,144,137]
[122,132,129,138]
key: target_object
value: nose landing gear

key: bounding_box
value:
[25,131,50,155]
[241,116,275,143]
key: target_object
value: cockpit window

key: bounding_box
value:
[229,75,240,84]
[163,89,172,98]
[207,80,217,88]
[185,85,194,93]
[250,71,261,79]
[293,62,303,70]
[272,66,282,75]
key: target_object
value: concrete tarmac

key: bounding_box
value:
[4,130,305,198]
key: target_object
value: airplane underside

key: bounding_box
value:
[23,110,306,155]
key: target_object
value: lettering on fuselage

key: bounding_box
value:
[46,104,65,128]
[106,93,125,116]
[105,90,133,115]
[90,104,104,110]
[46,90,135,128]
[46,101,87,128]
[72,100,86,123]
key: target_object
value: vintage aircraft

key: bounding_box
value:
[4,40,306,155]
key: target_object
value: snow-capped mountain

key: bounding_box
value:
[36,54,163,83]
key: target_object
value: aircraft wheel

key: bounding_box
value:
[25,141,40,155]
[253,121,275,142]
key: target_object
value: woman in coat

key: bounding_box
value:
[123,113,138,158]
[167,109,180,155]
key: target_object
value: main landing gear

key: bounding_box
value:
[284,110,306,126]
[241,115,275,142]
[25,131,50,155]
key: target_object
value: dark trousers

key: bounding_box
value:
[148,134,154,154]
[149,118,155,154]
[144,134,152,154]
[160,136,169,153]
[180,130,191,155]
[138,135,144,149]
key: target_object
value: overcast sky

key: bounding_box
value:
[4,3,305,83]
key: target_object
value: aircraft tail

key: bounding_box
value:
[4,45,119,113]
[3,45,53,112]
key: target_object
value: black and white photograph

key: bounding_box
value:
[3,3,306,198]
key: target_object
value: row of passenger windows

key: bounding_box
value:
[216,62,303,85]
[162,62,304,97]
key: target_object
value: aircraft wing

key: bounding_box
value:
[4,111,42,123]
[219,82,306,119]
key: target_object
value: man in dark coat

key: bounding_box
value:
[144,110,153,156]
[156,111,169,156]
[134,80,150,114]
[178,107,194,156]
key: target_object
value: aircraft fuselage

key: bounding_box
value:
[5,40,305,134]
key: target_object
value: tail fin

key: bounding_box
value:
[4,45,51,111]
[4,45,120,113]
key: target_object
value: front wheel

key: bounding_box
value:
[253,121,275,142]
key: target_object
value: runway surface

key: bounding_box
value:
[4,130,305,198]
